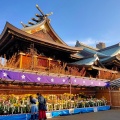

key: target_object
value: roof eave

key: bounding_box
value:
[0,22,83,54]
[92,66,118,73]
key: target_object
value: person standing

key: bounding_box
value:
[29,95,38,120]
[37,93,47,120]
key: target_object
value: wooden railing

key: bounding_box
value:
[97,70,119,80]
[0,53,119,80]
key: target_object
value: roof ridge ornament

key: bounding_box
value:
[36,4,53,20]
[36,4,45,16]
[21,4,53,28]
[20,22,29,28]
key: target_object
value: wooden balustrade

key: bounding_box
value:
[98,70,118,80]
[0,53,119,80]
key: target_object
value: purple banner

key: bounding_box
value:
[0,69,107,87]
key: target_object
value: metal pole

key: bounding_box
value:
[69,77,72,108]
[70,77,71,95]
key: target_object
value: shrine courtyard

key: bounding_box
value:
[49,109,120,120]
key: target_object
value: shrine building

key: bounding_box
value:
[0,4,120,106]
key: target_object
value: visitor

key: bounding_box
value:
[37,93,47,120]
[29,95,38,120]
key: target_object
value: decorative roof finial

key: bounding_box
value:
[45,12,53,17]
[32,18,39,22]
[28,21,35,25]
[21,4,53,28]
[36,4,53,18]
[20,22,29,28]
[36,4,45,16]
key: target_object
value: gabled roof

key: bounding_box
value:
[22,17,68,46]
[68,53,118,73]
[98,43,120,56]
[0,4,84,56]
[100,54,120,62]
[75,41,99,50]
[75,41,120,68]
[20,4,67,46]
[70,54,99,66]
[78,47,108,58]
[100,54,120,68]
[0,22,83,54]
[75,41,108,58]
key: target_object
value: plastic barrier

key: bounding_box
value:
[0,106,110,119]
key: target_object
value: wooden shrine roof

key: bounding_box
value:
[0,22,82,55]
[100,54,120,68]
[22,17,67,46]
[75,40,120,69]
[98,43,120,56]
[0,4,83,57]
[69,54,99,66]
[68,53,118,73]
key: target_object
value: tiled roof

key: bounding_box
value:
[75,41,98,50]
[78,47,108,58]
[100,55,120,63]
[98,43,120,56]
[70,55,99,66]
[110,78,120,87]
[76,42,120,66]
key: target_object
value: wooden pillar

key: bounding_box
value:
[48,58,52,70]
[33,55,38,69]
[19,52,25,69]
[109,87,112,106]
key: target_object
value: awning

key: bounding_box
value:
[110,78,120,87]
[0,68,108,87]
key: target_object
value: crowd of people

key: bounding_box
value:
[29,93,47,120]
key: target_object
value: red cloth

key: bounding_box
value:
[39,110,47,120]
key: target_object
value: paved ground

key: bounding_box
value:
[49,109,120,120]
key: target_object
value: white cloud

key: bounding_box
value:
[65,37,110,47]
[80,37,110,46]
[65,41,76,46]
[80,38,96,45]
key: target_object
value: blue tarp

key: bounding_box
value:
[52,109,69,117]
[0,106,110,119]
[0,114,31,120]
[97,105,110,111]
[73,107,94,114]
[52,106,110,117]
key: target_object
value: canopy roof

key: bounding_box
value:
[75,41,120,70]
[0,68,108,87]
[110,78,120,87]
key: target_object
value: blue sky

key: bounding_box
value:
[0,0,120,47]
